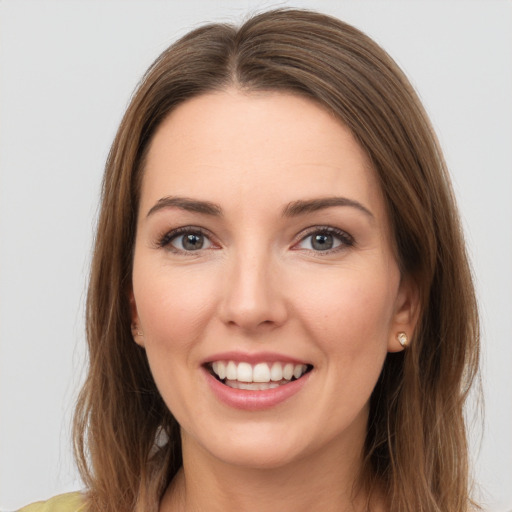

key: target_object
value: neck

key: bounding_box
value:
[160,430,383,512]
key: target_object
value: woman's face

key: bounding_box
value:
[131,90,416,470]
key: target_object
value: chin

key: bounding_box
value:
[211,439,308,470]
[181,419,313,470]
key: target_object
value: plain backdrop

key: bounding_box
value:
[1,1,511,510]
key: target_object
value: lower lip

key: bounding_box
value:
[203,368,311,411]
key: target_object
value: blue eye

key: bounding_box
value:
[297,228,353,252]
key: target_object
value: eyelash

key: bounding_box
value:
[293,226,354,254]
[156,225,354,255]
[156,226,217,254]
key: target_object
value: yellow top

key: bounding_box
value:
[18,493,85,512]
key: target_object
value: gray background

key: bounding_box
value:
[1,1,511,510]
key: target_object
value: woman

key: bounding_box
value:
[20,8,480,512]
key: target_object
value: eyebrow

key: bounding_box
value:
[146,196,223,218]
[146,195,373,219]
[282,197,374,219]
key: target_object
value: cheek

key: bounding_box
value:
[133,262,219,348]
[294,267,398,359]
[282,268,398,442]
[131,263,219,421]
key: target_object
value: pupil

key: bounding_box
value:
[183,233,204,250]
[312,233,333,251]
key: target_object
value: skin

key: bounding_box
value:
[130,90,418,512]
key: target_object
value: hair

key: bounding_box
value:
[73,8,480,512]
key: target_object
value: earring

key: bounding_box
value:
[131,324,144,337]
[397,332,408,348]
[396,332,409,348]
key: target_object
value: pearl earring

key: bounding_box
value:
[397,332,408,348]
[131,325,144,337]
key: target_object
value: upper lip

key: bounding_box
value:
[202,351,311,366]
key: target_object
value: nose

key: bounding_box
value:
[218,249,288,332]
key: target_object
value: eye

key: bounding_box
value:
[295,227,353,252]
[173,232,211,251]
[158,227,215,253]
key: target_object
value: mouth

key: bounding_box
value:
[206,360,313,391]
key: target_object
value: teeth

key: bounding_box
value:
[210,360,309,384]
[226,361,237,380]
[293,364,305,379]
[212,361,225,380]
[270,362,283,381]
[225,381,281,390]
[283,363,294,380]
[237,362,252,382]
[253,363,270,383]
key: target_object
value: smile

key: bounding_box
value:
[208,361,312,390]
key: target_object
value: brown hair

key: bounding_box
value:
[74,8,480,512]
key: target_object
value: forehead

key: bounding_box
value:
[141,90,385,220]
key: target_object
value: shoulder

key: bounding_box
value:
[17,493,85,512]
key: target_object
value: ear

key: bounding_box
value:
[387,275,420,353]
[129,289,145,347]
